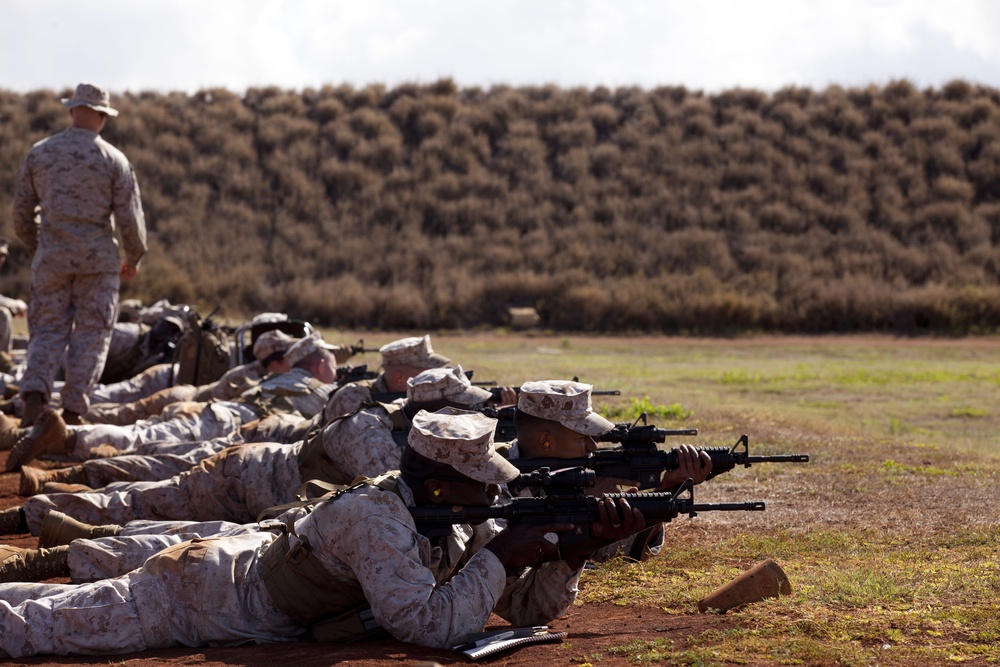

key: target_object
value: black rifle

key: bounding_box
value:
[506,467,596,494]
[511,433,809,490]
[347,339,381,358]
[409,480,765,549]
[336,364,380,384]
[480,406,517,442]
[480,408,693,445]
[596,413,699,443]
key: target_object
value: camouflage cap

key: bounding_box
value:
[517,380,616,436]
[408,407,519,484]
[251,312,289,325]
[284,331,337,367]
[379,335,451,369]
[61,83,118,117]
[406,365,493,405]
[252,329,298,362]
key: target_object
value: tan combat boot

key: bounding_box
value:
[38,511,122,549]
[0,507,28,536]
[0,545,70,582]
[4,408,69,472]
[20,464,89,497]
[20,390,46,426]
[0,412,24,451]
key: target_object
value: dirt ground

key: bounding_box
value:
[0,449,749,667]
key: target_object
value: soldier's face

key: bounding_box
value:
[384,364,424,392]
[522,422,597,460]
[313,351,338,384]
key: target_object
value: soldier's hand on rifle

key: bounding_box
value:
[657,444,712,491]
[590,496,646,543]
[489,386,518,408]
[485,522,573,569]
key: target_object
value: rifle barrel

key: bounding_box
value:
[691,501,766,512]
[744,454,810,464]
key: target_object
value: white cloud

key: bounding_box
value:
[1,0,997,94]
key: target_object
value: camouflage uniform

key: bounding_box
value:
[0,477,582,658]
[73,434,245,488]
[66,366,330,458]
[323,365,493,481]
[0,531,303,658]
[85,383,201,425]
[45,412,307,492]
[21,440,307,531]
[66,518,255,582]
[0,295,26,353]
[20,367,493,530]
[210,359,266,402]
[88,362,177,404]
[322,375,387,421]
[323,334,451,420]
[318,400,408,484]
[0,519,252,599]
[11,85,147,416]
[86,330,297,424]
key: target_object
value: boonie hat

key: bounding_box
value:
[407,366,493,405]
[408,407,519,484]
[253,329,298,362]
[517,380,615,436]
[379,335,450,369]
[62,83,118,117]
[284,331,337,367]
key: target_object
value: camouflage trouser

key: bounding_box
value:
[0,532,302,658]
[88,362,176,404]
[21,267,119,415]
[22,443,303,533]
[86,384,199,425]
[71,401,254,458]
[67,519,254,582]
[79,436,238,487]
[76,414,307,488]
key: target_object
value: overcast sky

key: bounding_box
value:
[3,0,999,96]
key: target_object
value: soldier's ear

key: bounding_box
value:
[540,429,552,449]
[424,479,446,503]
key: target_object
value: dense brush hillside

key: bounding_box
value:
[2,79,999,333]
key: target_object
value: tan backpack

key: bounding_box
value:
[173,316,233,387]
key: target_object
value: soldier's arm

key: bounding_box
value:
[11,158,40,255]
